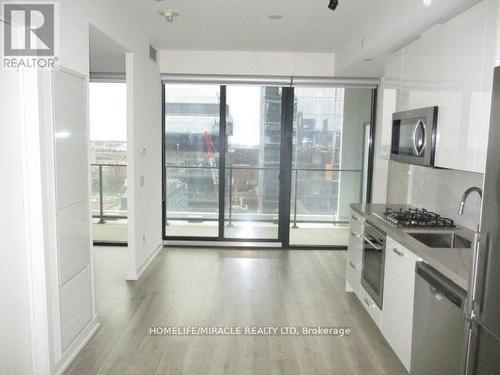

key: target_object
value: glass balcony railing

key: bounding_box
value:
[91,163,127,243]
[90,163,362,244]
[164,165,363,225]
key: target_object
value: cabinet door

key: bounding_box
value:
[346,230,363,293]
[435,1,492,172]
[358,281,382,328]
[400,25,443,112]
[381,237,420,372]
[346,210,363,294]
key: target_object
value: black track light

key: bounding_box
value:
[328,0,339,11]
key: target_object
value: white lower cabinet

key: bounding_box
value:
[381,236,421,372]
[346,210,363,295]
[345,209,382,327]
[358,283,382,328]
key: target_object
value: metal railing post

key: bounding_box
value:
[227,166,233,227]
[292,169,298,228]
[98,165,105,224]
[165,165,169,226]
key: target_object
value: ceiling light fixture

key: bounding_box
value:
[423,0,432,7]
[268,15,283,20]
[159,9,180,23]
[328,0,339,11]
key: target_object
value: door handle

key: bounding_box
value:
[430,286,443,301]
[362,235,384,250]
[392,248,404,257]
[412,119,426,156]
[474,234,491,315]
[351,232,360,238]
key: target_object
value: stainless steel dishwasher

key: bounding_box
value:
[411,262,468,375]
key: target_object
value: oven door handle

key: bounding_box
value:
[362,235,384,251]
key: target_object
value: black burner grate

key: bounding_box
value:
[383,208,455,228]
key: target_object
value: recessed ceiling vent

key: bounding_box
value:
[149,45,157,63]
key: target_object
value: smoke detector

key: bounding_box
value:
[159,9,180,23]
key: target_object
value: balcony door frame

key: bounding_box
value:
[161,83,294,245]
[161,78,378,249]
[89,76,128,246]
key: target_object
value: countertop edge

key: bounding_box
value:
[350,203,472,291]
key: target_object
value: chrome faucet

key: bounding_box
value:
[458,187,483,215]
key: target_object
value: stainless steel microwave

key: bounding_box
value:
[391,106,438,166]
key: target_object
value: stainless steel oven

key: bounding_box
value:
[361,222,386,309]
[391,106,438,166]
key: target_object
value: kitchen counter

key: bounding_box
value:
[351,203,474,291]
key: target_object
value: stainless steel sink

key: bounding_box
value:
[405,231,472,249]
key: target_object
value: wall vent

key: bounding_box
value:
[149,45,157,63]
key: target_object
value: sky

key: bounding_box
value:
[89,83,262,146]
[226,86,261,146]
[89,83,127,141]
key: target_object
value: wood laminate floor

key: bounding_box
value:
[65,247,406,375]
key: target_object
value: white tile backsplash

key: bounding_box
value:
[386,160,410,204]
[387,162,483,231]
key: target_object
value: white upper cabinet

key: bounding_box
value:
[397,0,497,173]
[435,1,492,173]
[384,50,403,88]
[400,25,443,112]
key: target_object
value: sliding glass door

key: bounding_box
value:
[163,81,375,247]
[163,83,286,242]
[164,84,221,238]
[224,86,282,240]
[288,87,374,247]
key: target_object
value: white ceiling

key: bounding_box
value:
[118,0,379,53]
[89,24,127,74]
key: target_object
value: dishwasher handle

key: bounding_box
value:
[416,262,466,309]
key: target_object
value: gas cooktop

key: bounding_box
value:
[383,207,455,228]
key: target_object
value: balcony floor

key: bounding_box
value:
[93,220,349,246]
[92,219,127,243]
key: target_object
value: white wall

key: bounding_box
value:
[159,50,335,76]
[126,53,163,280]
[334,0,481,76]
[55,1,163,281]
[0,69,35,375]
[371,86,397,203]
[50,2,162,369]
[338,88,372,218]
[57,1,149,76]
[1,1,162,373]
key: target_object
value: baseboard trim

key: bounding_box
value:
[126,242,163,281]
[55,315,100,375]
